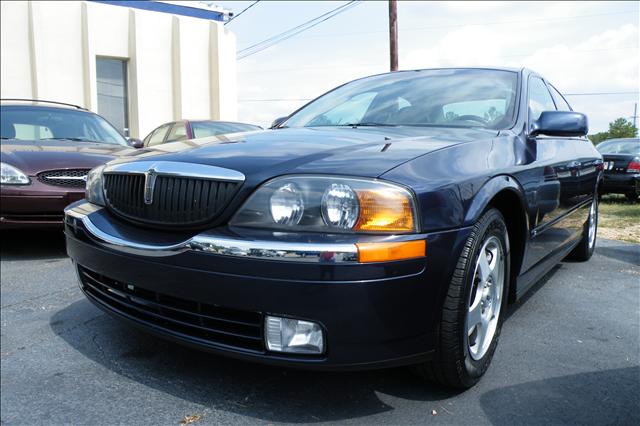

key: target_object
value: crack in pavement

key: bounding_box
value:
[1,285,79,310]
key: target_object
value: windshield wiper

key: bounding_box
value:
[40,137,100,143]
[338,122,398,128]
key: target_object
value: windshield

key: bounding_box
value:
[283,69,519,130]
[191,121,261,139]
[0,106,128,146]
[597,139,640,155]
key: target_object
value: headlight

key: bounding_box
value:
[231,176,418,234]
[0,162,30,185]
[85,165,106,206]
[270,183,304,225]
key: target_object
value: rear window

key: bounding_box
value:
[0,106,127,145]
[597,140,640,155]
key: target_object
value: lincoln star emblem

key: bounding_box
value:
[143,167,158,205]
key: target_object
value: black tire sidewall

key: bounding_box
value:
[462,210,510,380]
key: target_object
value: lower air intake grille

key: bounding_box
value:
[77,266,265,352]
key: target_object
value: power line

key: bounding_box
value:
[237,1,361,60]
[237,45,638,74]
[237,1,357,55]
[225,1,260,26]
[291,9,638,40]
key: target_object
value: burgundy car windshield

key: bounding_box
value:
[283,69,519,130]
[0,106,127,146]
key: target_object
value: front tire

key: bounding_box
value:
[414,208,509,388]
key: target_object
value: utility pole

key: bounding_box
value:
[633,102,637,129]
[389,0,398,71]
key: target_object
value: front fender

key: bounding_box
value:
[461,174,528,226]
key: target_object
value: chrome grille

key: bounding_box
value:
[103,173,240,227]
[38,169,90,187]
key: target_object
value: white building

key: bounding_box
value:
[0,0,238,139]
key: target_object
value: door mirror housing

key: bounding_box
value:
[530,111,588,138]
[270,116,288,129]
[126,137,144,148]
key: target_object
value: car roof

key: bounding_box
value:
[362,67,526,80]
[0,99,88,111]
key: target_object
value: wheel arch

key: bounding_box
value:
[463,175,529,303]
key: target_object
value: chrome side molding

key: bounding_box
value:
[65,202,358,263]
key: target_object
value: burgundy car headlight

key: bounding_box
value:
[0,162,30,185]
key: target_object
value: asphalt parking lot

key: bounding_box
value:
[1,230,639,425]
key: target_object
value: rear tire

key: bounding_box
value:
[626,192,639,203]
[567,197,598,262]
[413,208,509,388]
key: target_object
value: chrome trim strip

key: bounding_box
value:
[44,175,87,180]
[65,204,358,263]
[103,160,245,182]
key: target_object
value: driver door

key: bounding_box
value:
[522,77,583,271]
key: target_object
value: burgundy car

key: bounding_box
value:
[0,100,134,228]
[142,119,262,147]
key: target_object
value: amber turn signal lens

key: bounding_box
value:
[356,240,426,263]
[354,189,415,232]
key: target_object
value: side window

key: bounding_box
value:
[166,122,188,142]
[147,124,171,146]
[548,85,572,111]
[528,77,556,121]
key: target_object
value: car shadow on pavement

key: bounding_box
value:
[50,300,462,423]
[1,229,67,261]
[479,366,640,425]
[595,244,640,266]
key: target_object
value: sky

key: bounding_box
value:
[217,0,640,132]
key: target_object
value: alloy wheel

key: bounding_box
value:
[588,200,597,249]
[466,236,505,361]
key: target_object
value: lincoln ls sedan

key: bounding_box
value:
[64,68,602,388]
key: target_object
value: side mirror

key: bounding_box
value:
[530,111,588,138]
[270,116,288,129]
[126,137,144,148]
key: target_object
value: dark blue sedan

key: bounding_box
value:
[64,68,602,388]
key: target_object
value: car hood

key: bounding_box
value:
[1,140,136,175]
[108,126,497,180]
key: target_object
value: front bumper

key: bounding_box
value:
[1,181,84,228]
[600,173,640,195]
[64,201,470,370]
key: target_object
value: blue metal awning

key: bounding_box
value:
[90,1,227,21]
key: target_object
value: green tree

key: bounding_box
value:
[588,117,638,145]
[607,117,638,139]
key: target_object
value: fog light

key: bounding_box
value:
[265,316,324,354]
